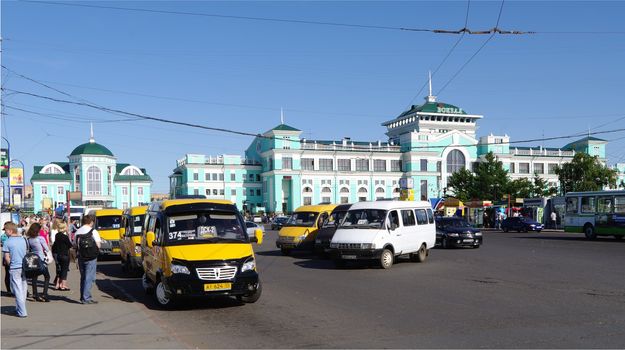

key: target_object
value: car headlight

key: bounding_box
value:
[449,233,459,237]
[330,243,338,248]
[475,232,482,236]
[241,258,256,272]
[299,234,308,241]
[170,264,190,275]
[134,245,142,254]
[361,243,373,250]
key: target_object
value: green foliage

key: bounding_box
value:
[555,153,617,194]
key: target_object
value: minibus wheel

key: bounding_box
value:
[379,248,393,269]
[280,248,291,256]
[154,279,176,309]
[238,281,262,303]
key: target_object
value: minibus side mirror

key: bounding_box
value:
[253,228,263,245]
[146,231,155,248]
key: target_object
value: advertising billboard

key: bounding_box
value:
[0,148,7,178]
[9,168,24,187]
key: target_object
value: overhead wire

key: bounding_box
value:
[4,87,625,151]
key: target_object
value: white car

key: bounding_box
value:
[246,221,265,236]
[329,200,436,269]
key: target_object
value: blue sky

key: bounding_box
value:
[2,1,625,193]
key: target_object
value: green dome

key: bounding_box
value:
[70,141,114,157]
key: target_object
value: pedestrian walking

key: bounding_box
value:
[52,222,72,291]
[2,222,28,317]
[73,215,101,305]
[551,211,558,229]
[2,221,14,295]
[26,223,51,302]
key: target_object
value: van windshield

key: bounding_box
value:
[322,211,347,228]
[340,209,387,229]
[285,212,318,227]
[166,212,248,244]
[130,215,145,235]
[97,215,121,230]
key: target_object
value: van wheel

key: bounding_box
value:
[379,248,393,269]
[280,248,290,256]
[142,273,154,295]
[584,224,596,240]
[238,281,262,303]
[154,279,175,309]
[411,244,428,263]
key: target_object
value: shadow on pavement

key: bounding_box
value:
[143,294,246,311]
[255,249,285,257]
[514,236,625,243]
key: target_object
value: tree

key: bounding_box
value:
[507,178,533,199]
[445,168,474,202]
[555,153,618,194]
[531,174,557,197]
[446,152,509,202]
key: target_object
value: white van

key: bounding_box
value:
[329,200,436,269]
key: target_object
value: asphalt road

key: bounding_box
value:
[95,229,625,349]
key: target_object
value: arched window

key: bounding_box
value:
[87,166,101,195]
[42,164,64,174]
[375,187,385,193]
[446,150,466,174]
[340,187,350,193]
[303,187,313,193]
[358,187,368,193]
[321,187,331,193]
[121,166,142,176]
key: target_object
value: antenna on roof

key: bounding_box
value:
[280,107,284,124]
[426,71,437,103]
[89,122,95,143]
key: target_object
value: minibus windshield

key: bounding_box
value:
[130,215,145,235]
[285,212,319,227]
[166,212,248,244]
[97,216,122,230]
[340,209,387,229]
[322,211,347,228]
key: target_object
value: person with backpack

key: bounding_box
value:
[73,215,101,304]
[2,222,28,317]
[26,223,51,302]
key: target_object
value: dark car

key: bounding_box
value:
[313,204,352,255]
[501,217,543,232]
[436,217,482,248]
[271,216,289,231]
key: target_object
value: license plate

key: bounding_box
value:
[463,239,473,243]
[112,248,120,253]
[204,283,232,291]
[342,255,357,260]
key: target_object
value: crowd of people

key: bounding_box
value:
[1,214,101,318]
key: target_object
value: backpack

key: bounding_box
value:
[22,238,44,278]
[77,229,99,260]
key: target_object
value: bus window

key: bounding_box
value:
[566,197,578,214]
[615,196,625,214]
[597,197,613,214]
[581,197,596,214]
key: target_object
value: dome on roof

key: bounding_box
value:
[69,141,114,157]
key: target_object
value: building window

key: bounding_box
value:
[548,163,558,174]
[212,173,218,181]
[123,202,128,209]
[356,159,369,172]
[205,173,211,181]
[373,159,386,172]
[206,189,211,196]
[519,163,530,174]
[213,189,218,196]
[338,159,351,172]
[303,197,312,205]
[340,197,349,204]
[41,186,48,195]
[282,157,293,170]
[420,180,427,201]
[420,159,427,172]
[74,166,81,190]
[436,161,442,173]
[219,189,225,196]
[193,189,199,196]
[319,159,333,171]
[249,174,255,181]
[249,189,254,196]
[57,186,64,195]
[122,187,128,196]
[510,163,516,173]
[256,189,261,196]
[256,174,260,181]
[219,173,224,181]
[86,166,102,195]
[358,196,367,202]
[321,187,331,194]
[534,163,544,174]
[231,173,236,181]
[301,158,315,171]
[193,171,199,181]
[231,189,236,196]
[391,160,402,172]
[446,150,465,174]
[322,196,331,203]
[303,187,313,193]
[108,166,113,196]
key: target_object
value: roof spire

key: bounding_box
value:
[426,71,437,103]
[280,107,284,124]
[89,122,95,143]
